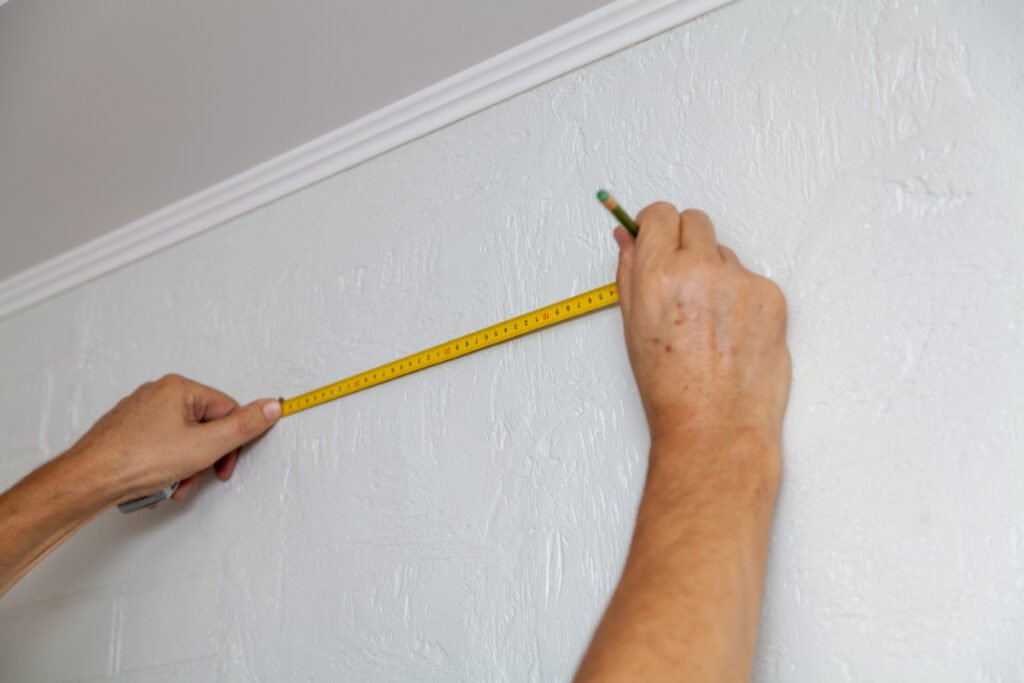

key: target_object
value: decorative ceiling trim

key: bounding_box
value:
[0,0,733,319]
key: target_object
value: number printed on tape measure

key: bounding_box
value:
[280,283,619,417]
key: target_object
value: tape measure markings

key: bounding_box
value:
[281,282,620,417]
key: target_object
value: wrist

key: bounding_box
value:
[0,447,123,597]
[60,444,134,511]
[646,427,782,511]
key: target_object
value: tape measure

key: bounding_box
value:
[280,282,620,417]
[119,192,637,511]
[118,281,619,513]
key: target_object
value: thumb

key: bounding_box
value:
[202,398,281,455]
[613,226,634,313]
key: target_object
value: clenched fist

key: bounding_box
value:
[614,203,790,465]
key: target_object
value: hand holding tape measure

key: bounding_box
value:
[117,190,638,512]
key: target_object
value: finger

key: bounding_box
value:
[717,244,741,265]
[201,398,282,455]
[214,449,239,480]
[679,209,718,256]
[171,471,204,501]
[180,378,241,423]
[634,201,681,255]
[612,226,634,314]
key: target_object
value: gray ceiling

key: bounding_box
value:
[0,0,611,281]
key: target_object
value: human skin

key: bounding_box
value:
[0,375,281,597]
[0,201,789,680]
[575,203,791,682]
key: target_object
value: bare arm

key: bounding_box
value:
[0,374,281,597]
[576,204,791,682]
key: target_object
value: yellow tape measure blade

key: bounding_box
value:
[281,282,619,417]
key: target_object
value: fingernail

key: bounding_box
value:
[263,399,282,421]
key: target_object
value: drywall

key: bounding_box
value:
[1,0,1022,680]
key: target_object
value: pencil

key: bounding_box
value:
[596,189,639,236]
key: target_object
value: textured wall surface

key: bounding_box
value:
[2,0,1022,680]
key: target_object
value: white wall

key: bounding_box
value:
[2,0,1022,680]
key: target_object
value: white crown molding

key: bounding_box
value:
[0,0,733,319]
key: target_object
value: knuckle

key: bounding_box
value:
[159,373,183,387]
[636,201,679,225]
[234,408,261,437]
[759,278,788,316]
[647,200,679,214]
[234,414,254,438]
[690,250,719,268]
[680,208,712,225]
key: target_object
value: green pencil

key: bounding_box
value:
[596,189,639,236]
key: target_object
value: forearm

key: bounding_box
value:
[576,430,781,682]
[0,375,281,597]
[0,447,119,597]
